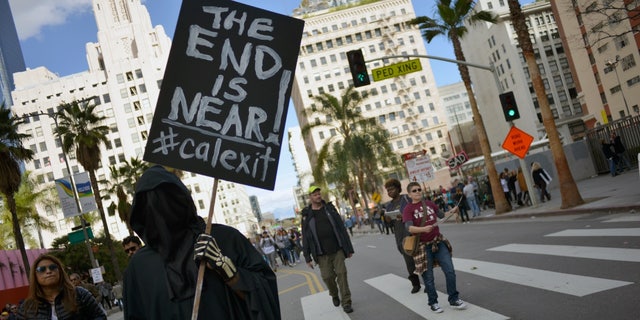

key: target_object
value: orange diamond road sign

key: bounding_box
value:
[502,126,534,159]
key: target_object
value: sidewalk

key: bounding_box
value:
[354,168,639,234]
[473,167,640,220]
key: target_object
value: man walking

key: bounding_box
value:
[384,178,421,294]
[302,185,355,314]
[403,181,466,314]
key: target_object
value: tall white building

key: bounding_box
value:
[552,0,640,124]
[460,0,586,147]
[11,0,258,247]
[287,126,313,210]
[291,0,452,181]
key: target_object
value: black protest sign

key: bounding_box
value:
[144,1,304,190]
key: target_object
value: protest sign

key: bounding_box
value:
[144,1,304,190]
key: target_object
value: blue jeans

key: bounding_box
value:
[420,242,459,305]
[607,158,617,176]
[466,197,481,216]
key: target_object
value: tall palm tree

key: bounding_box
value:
[103,157,149,235]
[54,99,122,280]
[507,0,584,208]
[408,0,512,214]
[302,86,394,213]
[0,107,34,274]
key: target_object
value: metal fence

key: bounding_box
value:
[585,115,640,174]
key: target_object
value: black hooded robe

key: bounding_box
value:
[124,165,280,320]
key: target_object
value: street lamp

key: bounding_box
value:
[605,55,631,117]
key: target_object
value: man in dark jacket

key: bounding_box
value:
[601,139,619,177]
[302,185,355,314]
[611,132,631,172]
[124,165,280,320]
[384,178,421,294]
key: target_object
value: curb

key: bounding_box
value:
[462,205,640,222]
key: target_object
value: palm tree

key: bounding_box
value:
[103,157,149,235]
[0,107,34,274]
[0,171,57,249]
[408,0,512,214]
[302,86,395,214]
[54,99,122,280]
[507,0,584,208]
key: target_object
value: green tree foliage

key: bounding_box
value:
[50,234,128,284]
[302,86,397,213]
[54,99,122,280]
[0,106,34,273]
[102,157,149,235]
[0,171,56,249]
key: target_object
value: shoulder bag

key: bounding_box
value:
[402,201,429,256]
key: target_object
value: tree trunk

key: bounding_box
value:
[89,171,123,281]
[8,194,30,275]
[451,36,511,214]
[508,0,584,208]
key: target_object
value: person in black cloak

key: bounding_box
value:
[123,165,280,319]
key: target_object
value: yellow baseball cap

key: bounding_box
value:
[308,185,321,194]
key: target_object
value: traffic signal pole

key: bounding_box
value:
[363,53,538,207]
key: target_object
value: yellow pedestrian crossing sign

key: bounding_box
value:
[372,59,422,82]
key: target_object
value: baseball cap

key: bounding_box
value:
[308,185,321,194]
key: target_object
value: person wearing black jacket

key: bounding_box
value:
[124,165,280,320]
[302,185,355,314]
[601,139,619,177]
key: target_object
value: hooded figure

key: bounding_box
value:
[124,165,280,320]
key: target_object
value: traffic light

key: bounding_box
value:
[346,49,370,87]
[499,91,520,121]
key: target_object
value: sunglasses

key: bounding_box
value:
[411,188,422,193]
[124,247,138,254]
[35,264,59,273]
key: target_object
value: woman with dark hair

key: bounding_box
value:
[16,254,106,320]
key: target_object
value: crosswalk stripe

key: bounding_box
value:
[602,216,640,223]
[453,258,633,297]
[365,273,509,320]
[545,228,640,237]
[301,291,351,320]
[487,244,640,262]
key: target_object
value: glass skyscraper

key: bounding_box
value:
[0,0,26,108]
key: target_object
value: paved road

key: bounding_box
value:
[109,169,640,319]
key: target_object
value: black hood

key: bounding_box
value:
[129,165,205,301]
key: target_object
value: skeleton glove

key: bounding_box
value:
[194,233,237,282]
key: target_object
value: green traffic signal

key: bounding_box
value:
[499,91,520,121]
[347,49,370,87]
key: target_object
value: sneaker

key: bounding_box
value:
[343,304,354,313]
[450,299,467,310]
[430,303,443,313]
[332,296,340,307]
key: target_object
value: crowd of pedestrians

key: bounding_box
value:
[253,226,303,272]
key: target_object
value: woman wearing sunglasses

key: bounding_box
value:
[16,254,106,320]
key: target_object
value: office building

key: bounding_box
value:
[552,0,640,123]
[11,0,257,247]
[290,0,452,185]
[0,0,25,108]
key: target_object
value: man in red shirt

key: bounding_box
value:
[402,181,466,314]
